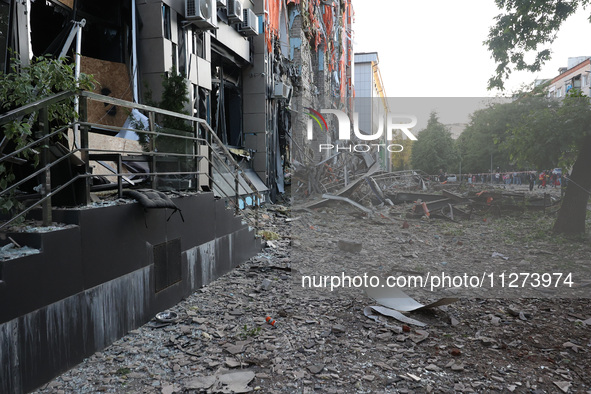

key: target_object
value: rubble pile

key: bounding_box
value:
[35,200,591,393]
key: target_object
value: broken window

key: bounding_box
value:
[192,29,204,58]
[573,74,581,89]
[193,85,210,123]
[75,0,131,63]
[162,4,171,40]
[177,13,186,75]
[30,0,70,58]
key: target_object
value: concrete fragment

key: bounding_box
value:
[261,278,272,290]
[553,381,571,393]
[337,239,362,253]
[307,364,324,374]
[332,324,346,334]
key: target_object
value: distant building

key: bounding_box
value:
[547,56,591,98]
[353,52,390,170]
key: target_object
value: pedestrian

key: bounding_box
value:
[544,171,550,189]
[528,172,535,191]
[514,172,521,185]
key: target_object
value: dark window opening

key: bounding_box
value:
[193,30,204,58]
[77,0,131,63]
[0,0,10,73]
[573,75,582,89]
[84,23,124,62]
[171,42,178,72]
[177,13,186,75]
[162,4,171,40]
[210,57,243,146]
[194,85,210,124]
[153,238,182,293]
[224,86,242,146]
[30,1,70,58]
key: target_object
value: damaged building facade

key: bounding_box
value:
[0,0,354,392]
[2,0,353,198]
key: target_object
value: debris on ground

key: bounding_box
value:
[34,187,591,393]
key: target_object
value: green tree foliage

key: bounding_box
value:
[487,1,591,234]
[0,55,94,217]
[410,112,458,175]
[391,139,413,171]
[139,67,192,154]
[504,92,591,234]
[500,96,570,169]
[457,97,553,173]
[485,0,590,91]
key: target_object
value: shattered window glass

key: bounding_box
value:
[193,30,204,58]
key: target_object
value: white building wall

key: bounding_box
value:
[547,57,591,98]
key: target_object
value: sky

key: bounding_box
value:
[352,0,591,97]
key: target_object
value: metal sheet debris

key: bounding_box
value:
[321,194,373,215]
[365,285,458,312]
[365,305,427,327]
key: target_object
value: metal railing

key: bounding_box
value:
[0,90,262,231]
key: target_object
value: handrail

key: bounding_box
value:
[0,146,80,197]
[80,91,261,196]
[0,162,255,231]
[0,173,84,230]
[0,91,77,125]
[1,90,262,231]
[0,126,67,163]
[81,91,200,123]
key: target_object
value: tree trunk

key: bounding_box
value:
[553,135,591,235]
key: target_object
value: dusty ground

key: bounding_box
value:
[35,185,591,393]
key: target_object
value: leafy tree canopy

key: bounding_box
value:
[0,55,94,217]
[486,0,590,90]
[457,102,513,173]
[502,91,591,169]
[410,112,458,175]
[486,0,591,235]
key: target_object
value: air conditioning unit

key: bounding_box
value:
[273,81,292,101]
[238,8,259,36]
[186,0,217,29]
[227,0,243,23]
[186,0,210,20]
